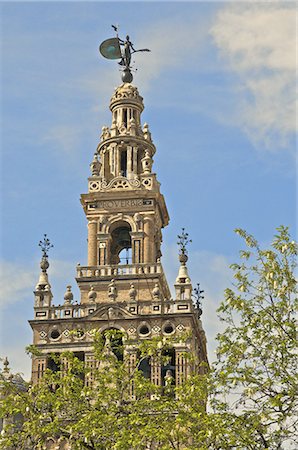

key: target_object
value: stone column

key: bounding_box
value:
[133,147,137,176]
[127,146,132,179]
[32,356,47,385]
[127,351,137,399]
[151,356,161,387]
[85,352,98,388]
[176,350,188,385]
[143,217,154,263]
[131,231,144,264]
[88,220,97,266]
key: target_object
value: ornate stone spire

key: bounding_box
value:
[35,234,53,291]
[175,228,192,284]
[34,235,53,308]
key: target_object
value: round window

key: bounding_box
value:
[50,329,60,340]
[164,324,174,334]
[139,324,150,336]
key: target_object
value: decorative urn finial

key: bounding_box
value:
[88,285,97,302]
[90,153,101,176]
[129,283,137,301]
[152,283,160,300]
[64,285,73,305]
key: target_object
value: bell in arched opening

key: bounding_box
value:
[110,225,132,265]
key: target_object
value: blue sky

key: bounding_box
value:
[0,1,296,379]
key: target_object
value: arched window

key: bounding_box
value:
[110,223,132,265]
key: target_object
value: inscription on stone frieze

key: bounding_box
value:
[88,199,154,210]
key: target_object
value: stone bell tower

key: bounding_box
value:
[29,76,207,389]
[85,82,168,268]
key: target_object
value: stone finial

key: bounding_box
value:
[88,285,97,302]
[90,153,102,177]
[100,126,111,141]
[129,283,137,301]
[3,357,9,373]
[152,283,160,300]
[129,117,137,136]
[110,118,118,137]
[143,123,152,141]
[141,149,153,174]
[108,279,117,301]
[64,285,73,305]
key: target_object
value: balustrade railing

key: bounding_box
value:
[76,262,162,278]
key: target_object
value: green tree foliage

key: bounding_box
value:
[0,227,297,449]
[212,226,298,449]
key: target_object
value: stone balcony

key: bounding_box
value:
[76,262,163,279]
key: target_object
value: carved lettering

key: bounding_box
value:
[95,199,149,209]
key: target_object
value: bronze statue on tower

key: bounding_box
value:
[99,25,150,82]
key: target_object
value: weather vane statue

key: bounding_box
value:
[99,25,150,83]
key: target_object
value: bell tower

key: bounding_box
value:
[79,82,170,304]
[29,35,208,389]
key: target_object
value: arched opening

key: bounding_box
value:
[120,150,127,177]
[103,328,124,361]
[139,356,151,380]
[162,348,176,387]
[47,356,60,373]
[110,222,132,265]
[123,108,128,128]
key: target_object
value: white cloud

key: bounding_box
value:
[210,2,296,149]
[0,262,36,309]
[133,16,209,91]
[0,259,77,310]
